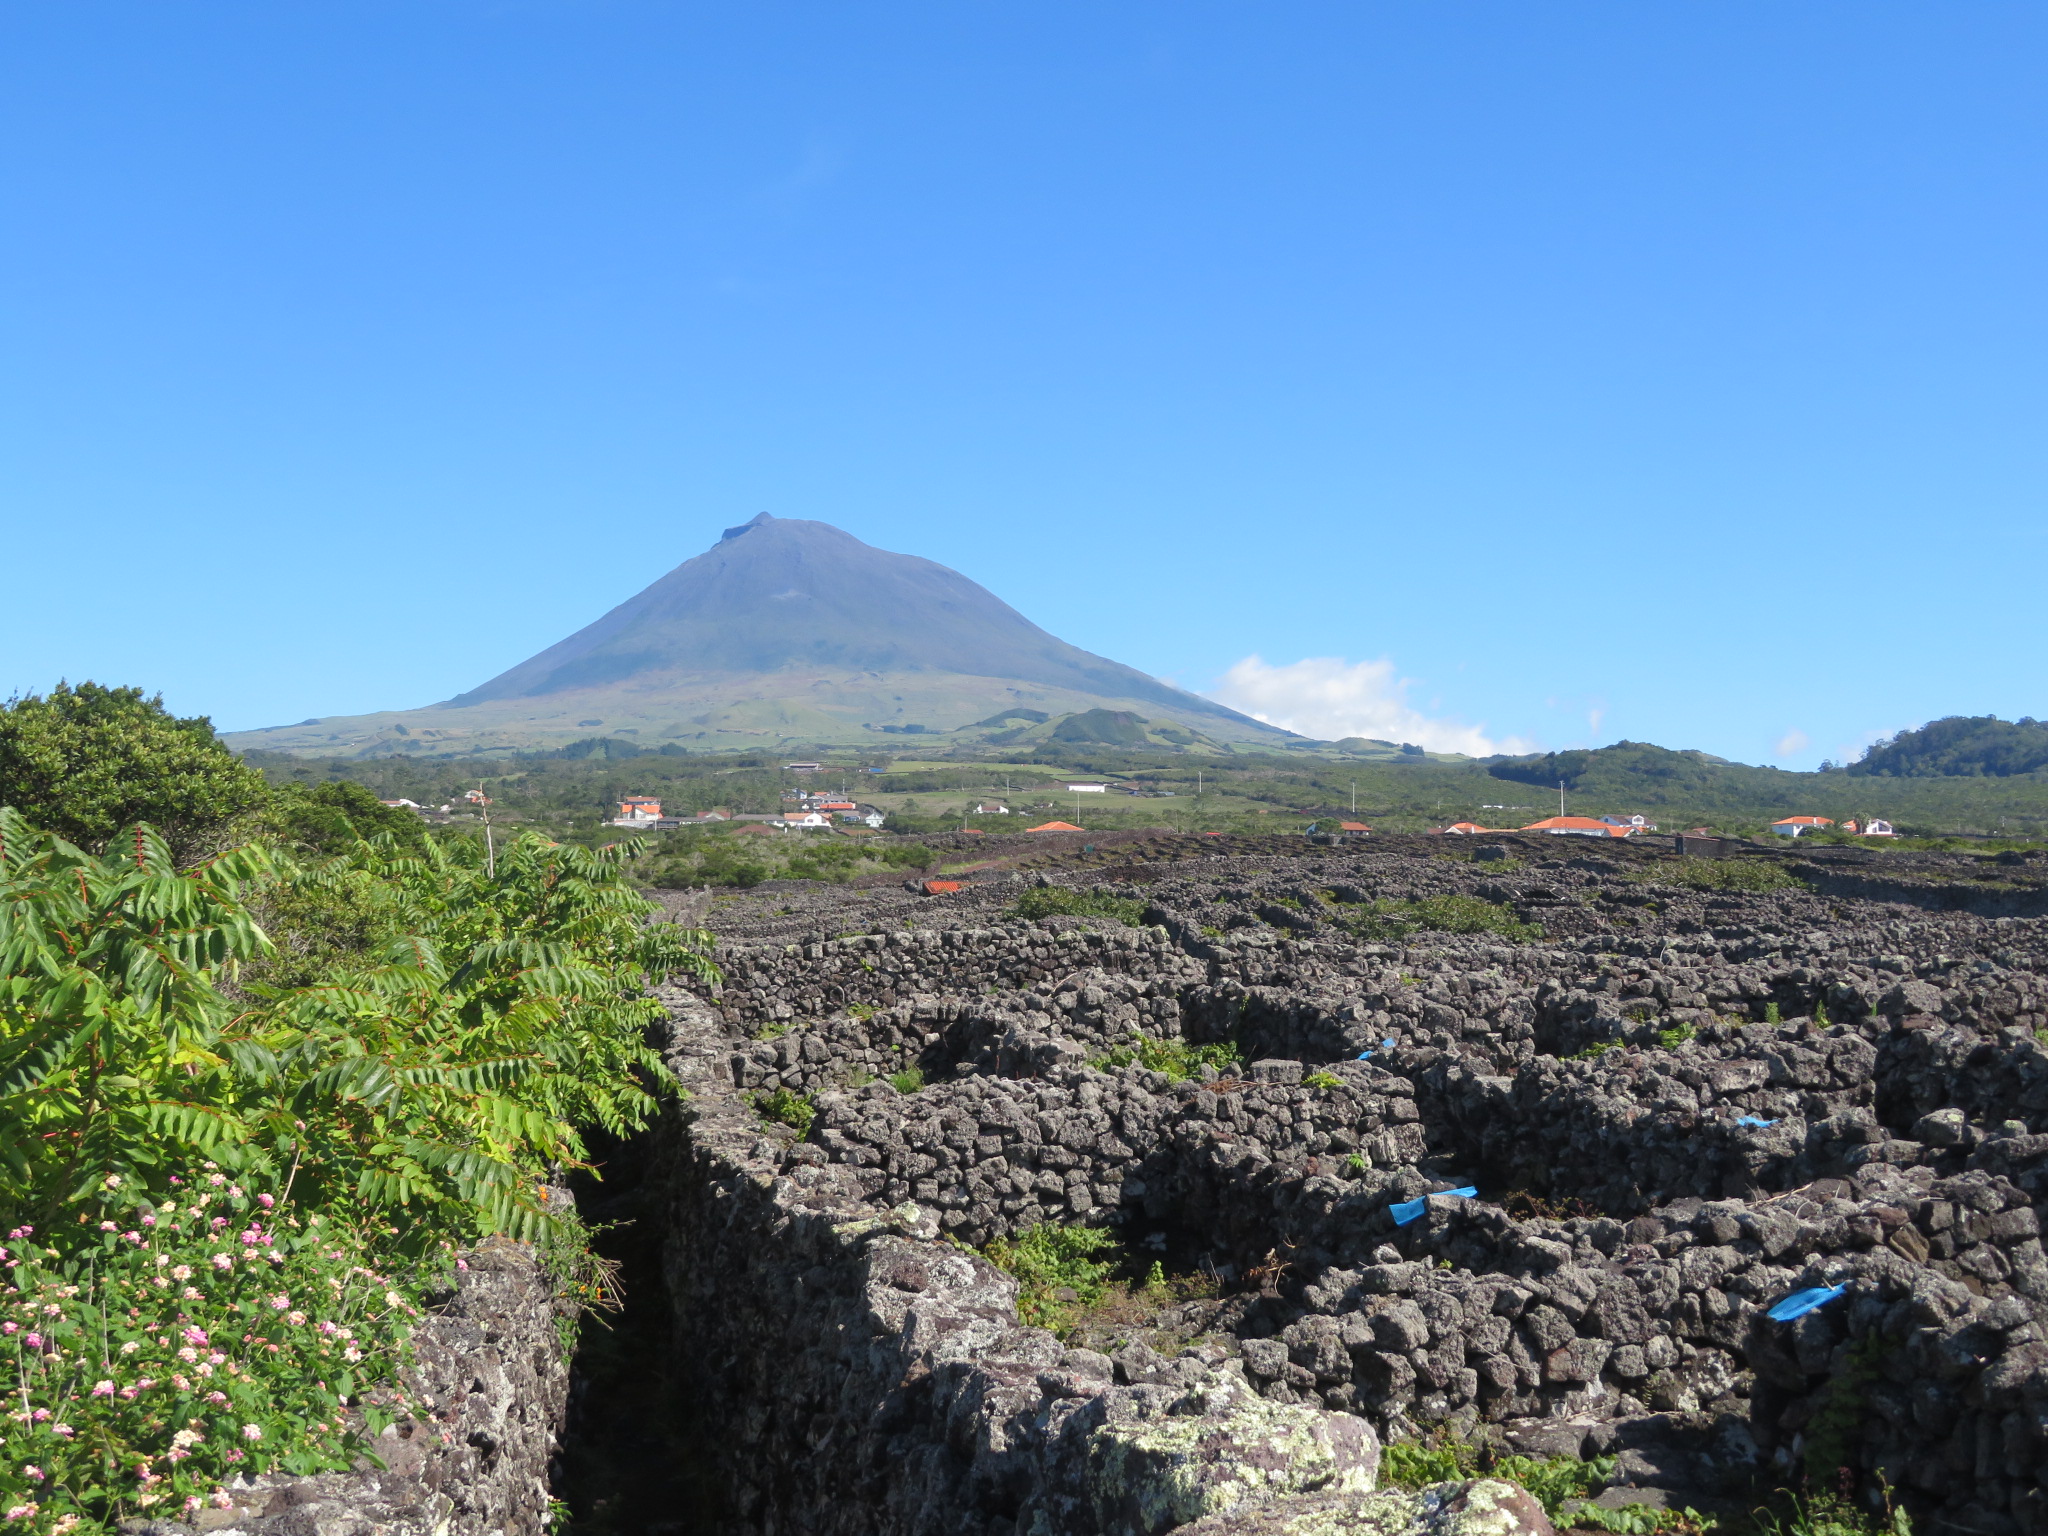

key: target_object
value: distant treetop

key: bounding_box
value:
[1848,716,2048,778]
[0,682,269,860]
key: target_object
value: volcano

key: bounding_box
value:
[231,515,1283,756]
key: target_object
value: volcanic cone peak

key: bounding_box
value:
[449,514,1256,727]
[229,515,1283,755]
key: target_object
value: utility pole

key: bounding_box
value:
[480,781,496,878]
[1351,781,1357,816]
[1558,780,1566,818]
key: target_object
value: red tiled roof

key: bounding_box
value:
[1026,821,1084,832]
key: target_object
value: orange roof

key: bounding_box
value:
[1771,815,1835,826]
[1026,820,1084,832]
[922,879,964,894]
[1438,821,1498,834]
[1338,821,1371,832]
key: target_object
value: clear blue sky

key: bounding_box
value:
[4,3,2041,766]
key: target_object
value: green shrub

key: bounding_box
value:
[1655,1022,1697,1049]
[1008,886,1146,927]
[1303,1071,1343,1090]
[887,1067,926,1094]
[1089,1034,1242,1083]
[0,684,270,863]
[982,1224,1121,1330]
[0,808,718,1247]
[755,1089,815,1137]
[267,781,430,860]
[1341,894,1541,944]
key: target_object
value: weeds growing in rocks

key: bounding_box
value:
[1008,887,1147,927]
[753,1089,815,1138]
[982,1225,1122,1331]
[1087,1034,1242,1084]
[1338,893,1542,943]
[1639,859,1807,894]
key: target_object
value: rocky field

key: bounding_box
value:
[632,833,2048,1536]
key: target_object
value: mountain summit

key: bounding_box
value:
[232,516,1281,756]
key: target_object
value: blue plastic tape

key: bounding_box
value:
[1357,1038,1399,1062]
[1736,1115,1778,1128]
[1391,1187,1479,1226]
[1766,1284,1847,1322]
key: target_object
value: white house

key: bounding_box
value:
[1061,782,1109,794]
[1769,816,1835,838]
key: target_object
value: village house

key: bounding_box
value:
[609,796,662,827]
[973,799,1011,815]
[1061,781,1110,794]
[1521,815,1632,838]
[1769,816,1835,837]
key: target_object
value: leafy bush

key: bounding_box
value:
[1341,894,1542,943]
[1303,1071,1343,1090]
[0,685,270,863]
[982,1224,1121,1330]
[267,781,429,859]
[886,1067,926,1094]
[0,809,717,1246]
[0,1173,414,1533]
[1008,886,1146,927]
[1089,1034,1242,1083]
[755,1089,815,1137]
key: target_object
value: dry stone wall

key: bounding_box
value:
[659,837,2048,1535]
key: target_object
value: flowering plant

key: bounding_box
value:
[0,1172,418,1534]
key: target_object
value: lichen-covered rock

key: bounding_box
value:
[1171,1479,1554,1536]
[1059,1379,1379,1535]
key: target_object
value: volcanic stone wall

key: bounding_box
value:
[651,991,1496,1536]
[663,837,2048,1535]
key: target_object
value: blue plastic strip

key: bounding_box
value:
[1767,1284,1847,1322]
[1357,1038,1399,1062]
[1736,1115,1778,1128]
[1391,1187,1479,1226]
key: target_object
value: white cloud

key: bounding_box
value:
[1208,655,1532,757]
[1774,729,1810,759]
